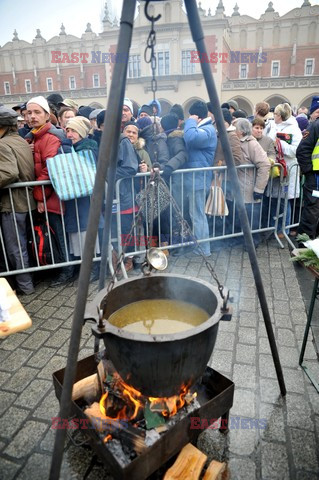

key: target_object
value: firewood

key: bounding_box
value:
[202,460,229,480]
[84,402,147,455]
[72,373,101,401]
[163,443,207,480]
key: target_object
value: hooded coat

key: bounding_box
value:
[268,115,302,199]
[62,137,103,233]
[237,135,270,203]
[29,122,65,214]
[183,117,217,191]
[116,135,139,211]
[139,124,169,169]
[0,131,36,213]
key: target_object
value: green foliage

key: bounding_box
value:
[292,248,319,271]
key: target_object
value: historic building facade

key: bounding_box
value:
[0,0,318,115]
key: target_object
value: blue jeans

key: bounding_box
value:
[188,189,211,256]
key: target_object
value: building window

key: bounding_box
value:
[46,78,53,91]
[4,81,10,95]
[271,61,280,77]
[182,50,195,75]
[69,76,76,89]
[157,51,169,76]
[128,55,141,78]
[239,63,248,79]
[93,74,100,87]
[25,79,32,93]
[305,58,314,76]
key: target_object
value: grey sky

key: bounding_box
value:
[0,0,318,47]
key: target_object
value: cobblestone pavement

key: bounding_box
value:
[0,239,319,479]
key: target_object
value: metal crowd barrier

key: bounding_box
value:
[0,163,301,279]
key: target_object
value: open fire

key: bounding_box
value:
[53,353,234,479]
[99,372,197,423]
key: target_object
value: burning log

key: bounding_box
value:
[72,374,101,401]
[84,402,146,455]
[202,460,229,480]
[163,443,207,480]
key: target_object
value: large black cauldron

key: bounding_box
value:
[95,274,222,397]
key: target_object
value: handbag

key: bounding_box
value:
[205,174,229,216]
[46,148,96,200]
[275,138,288,178]
[136,177,171,220]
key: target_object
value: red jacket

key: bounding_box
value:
[32,122,63,214]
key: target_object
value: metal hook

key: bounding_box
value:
[144,0,161,23]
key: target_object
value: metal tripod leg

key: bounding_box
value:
[299,278,319,392]
[184,0,286,396]
[48,1,137,478]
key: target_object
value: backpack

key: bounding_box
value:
[275,138,288,178]
[30,215,64,266]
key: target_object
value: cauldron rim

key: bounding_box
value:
[100,273,222,343]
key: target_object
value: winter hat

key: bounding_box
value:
[296,114,309,131]
[170,104,184,121]
[47,93,63,106]
[0,106,18,126]
[59,98,79,110]
[96,110,106,128]
[123,121,139,132]
[221,108,232,126]
[161,113,179,132]
[309,95,319,115]
[27,96,50,114]
[189,100,208,119]
[123,97,133,114]
[228,100,239,111]
[89,108,103,120]
[139,104,153,116]
[221,102,230,109]
[77,106,94,119]
[232,109,247,119]
[65,116,91,138]
[12,103,24,111]
[136,116,152,130]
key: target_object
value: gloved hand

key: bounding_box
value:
[253,191,263,202]
[162,165,174,183]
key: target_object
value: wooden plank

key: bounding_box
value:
[163,443,207,480]
[202,460,229,480]
[0,278,32,337]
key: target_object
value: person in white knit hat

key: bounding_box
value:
[121,97,134,132]
[26,95,74,287]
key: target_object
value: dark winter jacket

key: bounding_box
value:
[183,117,217,191]
[90,129,103,148]
[0,131,36,213]
[116,135,139,211]
[297,119,319,189]
[18,124,32,139]
[63,137,102,233]
[139,124,169,168]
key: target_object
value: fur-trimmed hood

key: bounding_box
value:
[133,137,146,151]
[167,129,184,138]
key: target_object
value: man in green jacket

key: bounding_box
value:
[0,106,36,294]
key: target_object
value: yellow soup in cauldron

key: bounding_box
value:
[108,299,209,335]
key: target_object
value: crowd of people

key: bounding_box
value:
[0,92,319,294]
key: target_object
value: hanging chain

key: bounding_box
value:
[144,5,158,108]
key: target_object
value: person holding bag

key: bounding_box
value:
[63,117,103,277]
